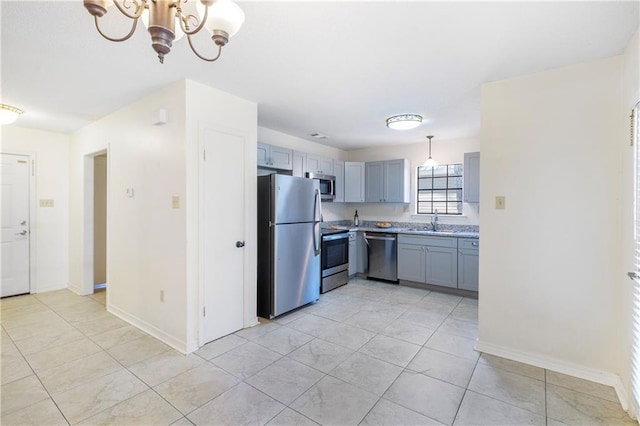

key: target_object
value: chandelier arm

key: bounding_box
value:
[111,0,146,20]
[186,34,223,62]
[178,6,208,36]
[94,15,139,42]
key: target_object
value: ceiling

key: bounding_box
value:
[1,1,638,150]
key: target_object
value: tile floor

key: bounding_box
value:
[1,278,635,425]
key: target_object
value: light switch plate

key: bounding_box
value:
[40,199,54,207]
[495,196,506,210]
[172,196,180,209]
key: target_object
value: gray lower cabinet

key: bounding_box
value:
[356,231,367,273]
[397,235,457,288]
[458,238,479,291]
[348,232,357,276]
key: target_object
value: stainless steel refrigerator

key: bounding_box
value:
[257,174,322,318]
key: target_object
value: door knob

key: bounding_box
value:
[236,241,245,248]
[15,230,27,236]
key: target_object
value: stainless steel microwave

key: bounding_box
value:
[306,172,336,201]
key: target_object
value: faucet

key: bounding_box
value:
[431,210,439,231]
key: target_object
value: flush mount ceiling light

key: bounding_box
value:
[0,104,24,125]
[386,114,423,130]
[422,135,438,169]
[83,0,245,64]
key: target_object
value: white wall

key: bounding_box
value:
[185,80,258,351]
[619,30,639,417]
[1,126,70,292]
[478,56,625,390]
[346,138,480,225]
[71,81,188,350]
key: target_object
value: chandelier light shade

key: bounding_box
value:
[83,0,245,64]
[386,114,423,130]
[0,104,24,125]
[422,135,438,169]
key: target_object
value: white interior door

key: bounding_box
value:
[201,125,245,344]
[1,154,31,297]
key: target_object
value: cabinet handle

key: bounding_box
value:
[471,242,478,247]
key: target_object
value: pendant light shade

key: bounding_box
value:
[422,135,438,169]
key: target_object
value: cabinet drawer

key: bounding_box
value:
[458,238,479,250]
[398,234,457,248]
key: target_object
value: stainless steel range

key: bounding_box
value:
[321,229,349,293]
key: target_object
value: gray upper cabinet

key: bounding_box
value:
[306,154,334,175]
[334,160,345,203]
[257,143,293,170]
[292,151,305,177]
[345,162,365,203]
[365,159,410,203]
[464,152,480,203]
[458,238,479,291]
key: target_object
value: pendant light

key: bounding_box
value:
[422,135,438,169]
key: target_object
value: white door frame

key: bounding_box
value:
[1,150,37,294]
[81,148,108,296]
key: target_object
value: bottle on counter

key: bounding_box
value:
[353,210,359,227]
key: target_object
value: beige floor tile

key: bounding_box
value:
[128,350,206,387]
[78,389,182,425]
[425,330,479,361]
[107,334,171,366]
[1,294,41,310]
[345,308,403,333]
[170,417,195,426]
[154,362,239,414]
[383,371,465,425]
[319,322,375,350]
[438,317,479,339]
[1,301,50,322]
[400,309,448,329]
[449,303,478,323]
[13,328,85,355]
[212,341,282,380]
[0,397,68,426]
[235,320,282,340]
[468,363,545,415]
[361,398,444,425]
[38,351,122,394]
[381,319,435,346]
[546,370,619,403]
[478,353,545,381]
[4,316,74,342]
[24,337,102,373]
[34,289,86,308]
[195,333,247,360]
[407,347,477,388]
[454,390,546,425]
[2,307,60,329]
[266,408,319,425]
[286,314,337,337]
[359,334,421,367]
[245,357,324,405]
[1,374,50,414]
[547,384,636,425]
[329,352,402,396]
[1,349,34,385]
[253,326,314,355]
[272,309,308,325]
[52,369,148,424]
[74,315,129,337]
[290,375,378,425]
[305,301,360,322]
[90,325,148,350]
[187,382,285,425]
[288,338,354,373]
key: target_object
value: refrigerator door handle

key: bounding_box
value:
[313,189,322,256]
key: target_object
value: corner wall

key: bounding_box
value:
[478,56,625,390]
[1,126,70,293]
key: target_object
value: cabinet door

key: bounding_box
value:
[365,161,384,202]
[333,160,345,202]
[345,162,365,202]
[269,146,293,170]
[292,151,305,177]
[384,159,409,203]
[425,246,458,288]
[356,232,366,273]
[458,249,479,291]
[348,236,357,276]
[321,158,334,175]
[397,244,426,282]
[305,154,322,174]
[464,152,480,203]
[257,143,270,167]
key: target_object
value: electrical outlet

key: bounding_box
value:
[160,290,164,302]
[495,196,506,210]
[39,199,54,207]
[172,196,180,209]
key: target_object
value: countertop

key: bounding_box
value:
[325,225,479,239]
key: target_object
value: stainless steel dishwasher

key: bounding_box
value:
[364,232,398,282]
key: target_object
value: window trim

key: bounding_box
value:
[415,163,463,215]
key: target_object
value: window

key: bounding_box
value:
[417,164,463,215]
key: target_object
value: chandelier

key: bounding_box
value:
[83,0,245,64]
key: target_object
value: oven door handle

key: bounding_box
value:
[322,233,349,241]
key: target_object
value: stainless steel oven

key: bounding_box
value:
[321,230,349,293]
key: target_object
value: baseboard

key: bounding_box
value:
[108,303,188,354]
[37,283,72,294]
[476,340,630,412]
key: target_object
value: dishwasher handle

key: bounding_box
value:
[364,234,397,242]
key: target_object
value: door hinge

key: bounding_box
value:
[203,150,206,161]
[203,306,206,317]
[32,160,35,176]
